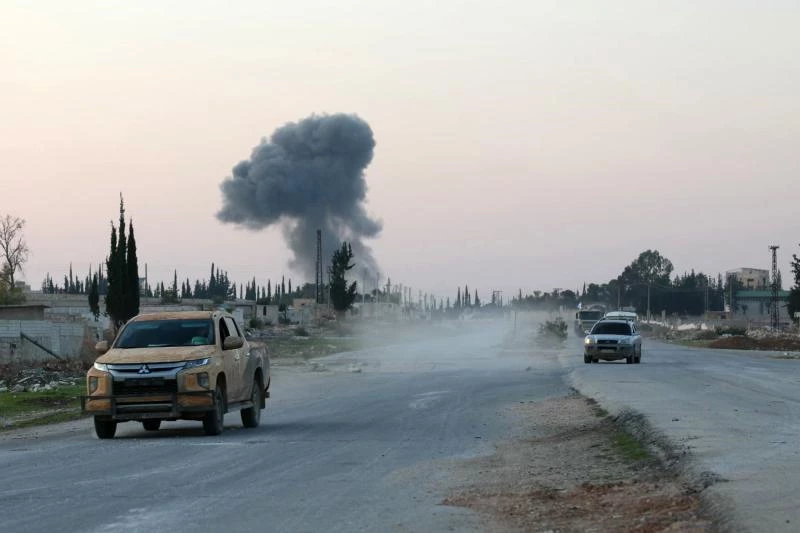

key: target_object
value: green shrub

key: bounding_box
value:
[538,316,568,341]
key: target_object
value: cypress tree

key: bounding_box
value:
[105,197,140,330]
[126,220,139,319]
[89,273,100,320]
[105,221,120,329]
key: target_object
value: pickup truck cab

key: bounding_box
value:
[82,310,270,439]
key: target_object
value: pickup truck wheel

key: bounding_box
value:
[203,386,225,436]
[583,354,591,364]
[241,380,262,428]
[626,354,634,364]
[635,348,642,364]
[142,420,161,431]
[94,417,117,439]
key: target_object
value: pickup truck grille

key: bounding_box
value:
[597,339,619,346]
[112,378,178,396]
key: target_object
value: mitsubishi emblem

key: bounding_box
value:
[138,364,151,375]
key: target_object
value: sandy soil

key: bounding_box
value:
[442,394,714,532]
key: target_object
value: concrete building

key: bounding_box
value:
[733,290,791,324]
[727,268,770,289]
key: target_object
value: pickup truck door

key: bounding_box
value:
[218,317,242,402]
[223,316,250,401]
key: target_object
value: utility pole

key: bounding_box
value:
[362,268,367,306]
[315,230,323,304]
[770,245,780,330]
[647,283,651,322]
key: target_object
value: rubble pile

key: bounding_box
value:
[0,364,84,393]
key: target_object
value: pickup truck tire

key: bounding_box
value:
[203,386,225,436]
[94,417,117,439]
[241,379,262,428]
[142,420,161,431]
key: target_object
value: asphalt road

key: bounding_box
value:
[565,336,800,533]
[0,320,569,533]
[3,317,799,532]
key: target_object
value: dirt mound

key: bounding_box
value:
[707,335,800,351]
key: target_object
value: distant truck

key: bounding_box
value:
[574,305,606,336]
[82,310,270,439]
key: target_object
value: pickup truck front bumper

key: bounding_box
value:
[81,391,215,420]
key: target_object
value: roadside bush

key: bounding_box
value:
[538,316,568,343]
[295,326,309,337]
[248,317,263,329]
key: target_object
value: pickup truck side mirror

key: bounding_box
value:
[223,336,244,350]
[95,340,109,354]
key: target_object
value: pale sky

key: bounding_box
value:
[3,1,800,301]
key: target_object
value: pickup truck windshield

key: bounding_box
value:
[115,319,216,348]
[591,322,632,336]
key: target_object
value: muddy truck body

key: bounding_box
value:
[82,310,270,439]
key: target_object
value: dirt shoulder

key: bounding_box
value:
[443,394,714,532]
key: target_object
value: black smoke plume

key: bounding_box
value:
[217,113,381,281]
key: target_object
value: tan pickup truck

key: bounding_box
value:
[82,310,270,439]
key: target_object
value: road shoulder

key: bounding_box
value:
[442,393,715,532]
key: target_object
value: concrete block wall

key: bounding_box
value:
[0,320,85,364]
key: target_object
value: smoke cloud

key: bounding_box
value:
[217,113,382,281]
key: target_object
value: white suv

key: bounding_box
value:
[583,319,642,364]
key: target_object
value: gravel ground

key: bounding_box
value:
[442,394,714,532]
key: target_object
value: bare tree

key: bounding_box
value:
[0,214,30,287]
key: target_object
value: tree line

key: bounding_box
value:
[512,249,740,317]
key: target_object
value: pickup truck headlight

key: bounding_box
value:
[618,338,632,345]
[184,358,210,369]
[93,362,109,372]
[584,337,595,345]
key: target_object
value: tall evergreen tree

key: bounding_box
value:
[105,196,140,330]
[329,242,358,312]
[125,220,140,318]
[787,251,800,323]
[88,273,100,320]
[105,220,121,329]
